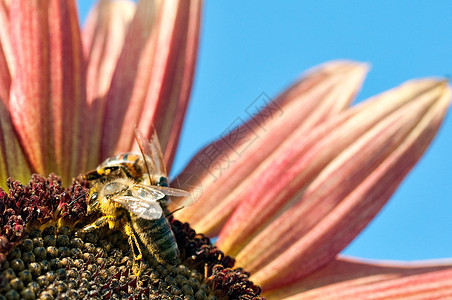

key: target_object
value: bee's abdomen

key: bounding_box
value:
[132,216,180,265]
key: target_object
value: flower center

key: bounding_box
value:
[0,174,264,299]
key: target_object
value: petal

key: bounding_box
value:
[139,0,201,170]
[219,79,449,257]
[265,256,452,299]
[48,0,88,182]
[173,61,368,236]
[0,100,31,189]
[100,0,202,170]
[243,80,451,290]
[9,0,51,175]
[0,0,12,101]
[82,0,136,169]
[9,0,87,184]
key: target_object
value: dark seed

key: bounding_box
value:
[19,239,34,252]
[55,235,69,247]
[32,237,43,248]
[58,247,70,258]
[29,262,41,277]
[19,287,35,300]
[69,237,83,249]
[36,275,49,287]
[7,248,21,260]
[43,235,56,247]
[9,278,24,291]
[39,260,51,273]
[38,291,54,300]
[10,259,25,272]
[55,268,66,280]
[18,269,32,283]
[46,271,56,283]
[27,281,40,294]
[70,248,82,259]
[181,285,194,295]
[2,268,16,281]
[33,247,46,260]
[4,289,20,300]
[46,246,59,259]
[22,252,35,264]
[49,258,61,270]
[42,226,56,236]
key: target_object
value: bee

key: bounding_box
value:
[83,152,146,181]
[78,129,189,276]
[83,129,168,187]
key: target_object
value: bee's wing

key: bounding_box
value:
[134,127,167,179]
[150,185,196,208]
[112,185,165,220]
[150,185,190,198]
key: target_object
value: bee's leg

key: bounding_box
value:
[76,215,118,236]
[124,223,143,277]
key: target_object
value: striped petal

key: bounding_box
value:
[9,0,87,184]
[100,0,201,170]
[0,100,31,189]
[265,257,452,299]
[83,0,136,169]
[9,1,50,175]
[232,79,451,291]
[173,61,368,236]
[0,0,12,101]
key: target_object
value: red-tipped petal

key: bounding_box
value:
[101,0,201,170]
[245,80,451,290]
[83,0,136,169]
[0,0,31,188]
[218,80,448,256]
[265,257,452,299]
[9,0,52,175]
[48,0,87,182]
[138,0,201,170]
[173,61,368,235]
[9,0,87,183]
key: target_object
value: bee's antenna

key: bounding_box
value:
[134,127,153,184]
[166,206,184,217]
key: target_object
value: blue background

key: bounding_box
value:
[78,1,452,261]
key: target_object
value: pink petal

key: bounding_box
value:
[82,0,136,169]
[241,80,451,290]
[100,0,201,170]
[9,0,87,183]
[218,79,448,256]
[0,0,31,188]
[0,0,12,102]
[48,0,88,181]
[139,0,201,170]
[173,61,368,235]
[9,0,50,175]
[265,256,452,299]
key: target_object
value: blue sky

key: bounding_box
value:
[78,1,452,261]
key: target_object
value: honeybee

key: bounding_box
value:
[84,152,146,181]
[83,129,168,187]
[78,129,189,276]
